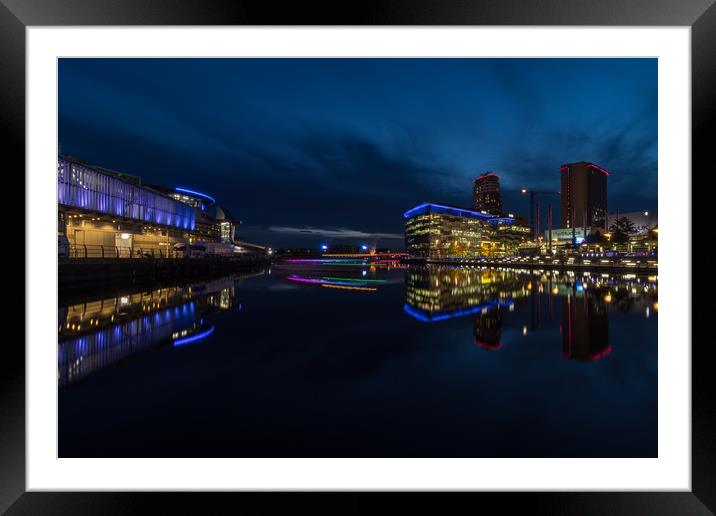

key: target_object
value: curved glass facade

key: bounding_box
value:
[404,203,530,259]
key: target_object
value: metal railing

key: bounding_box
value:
[64,244,184,259]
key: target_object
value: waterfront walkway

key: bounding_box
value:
[403,257,657,274]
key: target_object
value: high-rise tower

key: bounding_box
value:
[472,172,501,216]
[560,162,608,230]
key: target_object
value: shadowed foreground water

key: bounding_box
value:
[58,263,657,457]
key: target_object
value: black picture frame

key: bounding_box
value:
[4,0,710,513]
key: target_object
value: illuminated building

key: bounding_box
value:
[472,172,502,215]
[168,187,215,209]
[58,156,195,229]
[544,227,594,246]
[491,218,533,253]
[58,156,198,256]
[403,203,530,259]
[560,162,608,230]
[57,155,262,257]
[147,183,222,243]
[215,205,242,244]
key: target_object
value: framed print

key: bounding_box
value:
[4,0,712,513]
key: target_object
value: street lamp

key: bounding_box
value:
[520,188,561,239]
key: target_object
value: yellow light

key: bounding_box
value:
[604,293,612,303]
[522,326,528,335]
[321,284,377,292]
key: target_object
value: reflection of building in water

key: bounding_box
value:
[561,289,611,361]
[474,308,503,349]
[404,266,530,322]
[405,266,655,361]
[58,274,248,387]
[59,301,198,388]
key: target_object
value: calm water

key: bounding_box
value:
[58,262,658,457]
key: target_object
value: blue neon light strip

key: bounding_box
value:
[175,187,216,204]
[403,299,514,323]
[403,203,513,222]
[173,325,215,347]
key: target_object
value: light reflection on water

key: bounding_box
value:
[402,266,657,361]
[58,271,261,387]
[58,262,657,457]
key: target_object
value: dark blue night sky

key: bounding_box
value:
[58,58,657,249]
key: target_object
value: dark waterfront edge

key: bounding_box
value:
[58,256,272,304]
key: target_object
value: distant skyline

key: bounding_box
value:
[58,58,657,249]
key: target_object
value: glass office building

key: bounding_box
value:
[404,203,530,259]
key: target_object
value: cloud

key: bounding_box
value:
[59,58,657,242]
[268,226,403,240]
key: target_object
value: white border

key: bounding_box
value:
[27,27,691,491]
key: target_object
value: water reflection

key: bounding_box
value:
[61,264,658,388]
[404,267,525,321]
[404,266,657,361]
[562,288,610,361]
[474,308,503,350]
[59,263,658,457]
[58,270,263,387]
[273,258,406,293]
